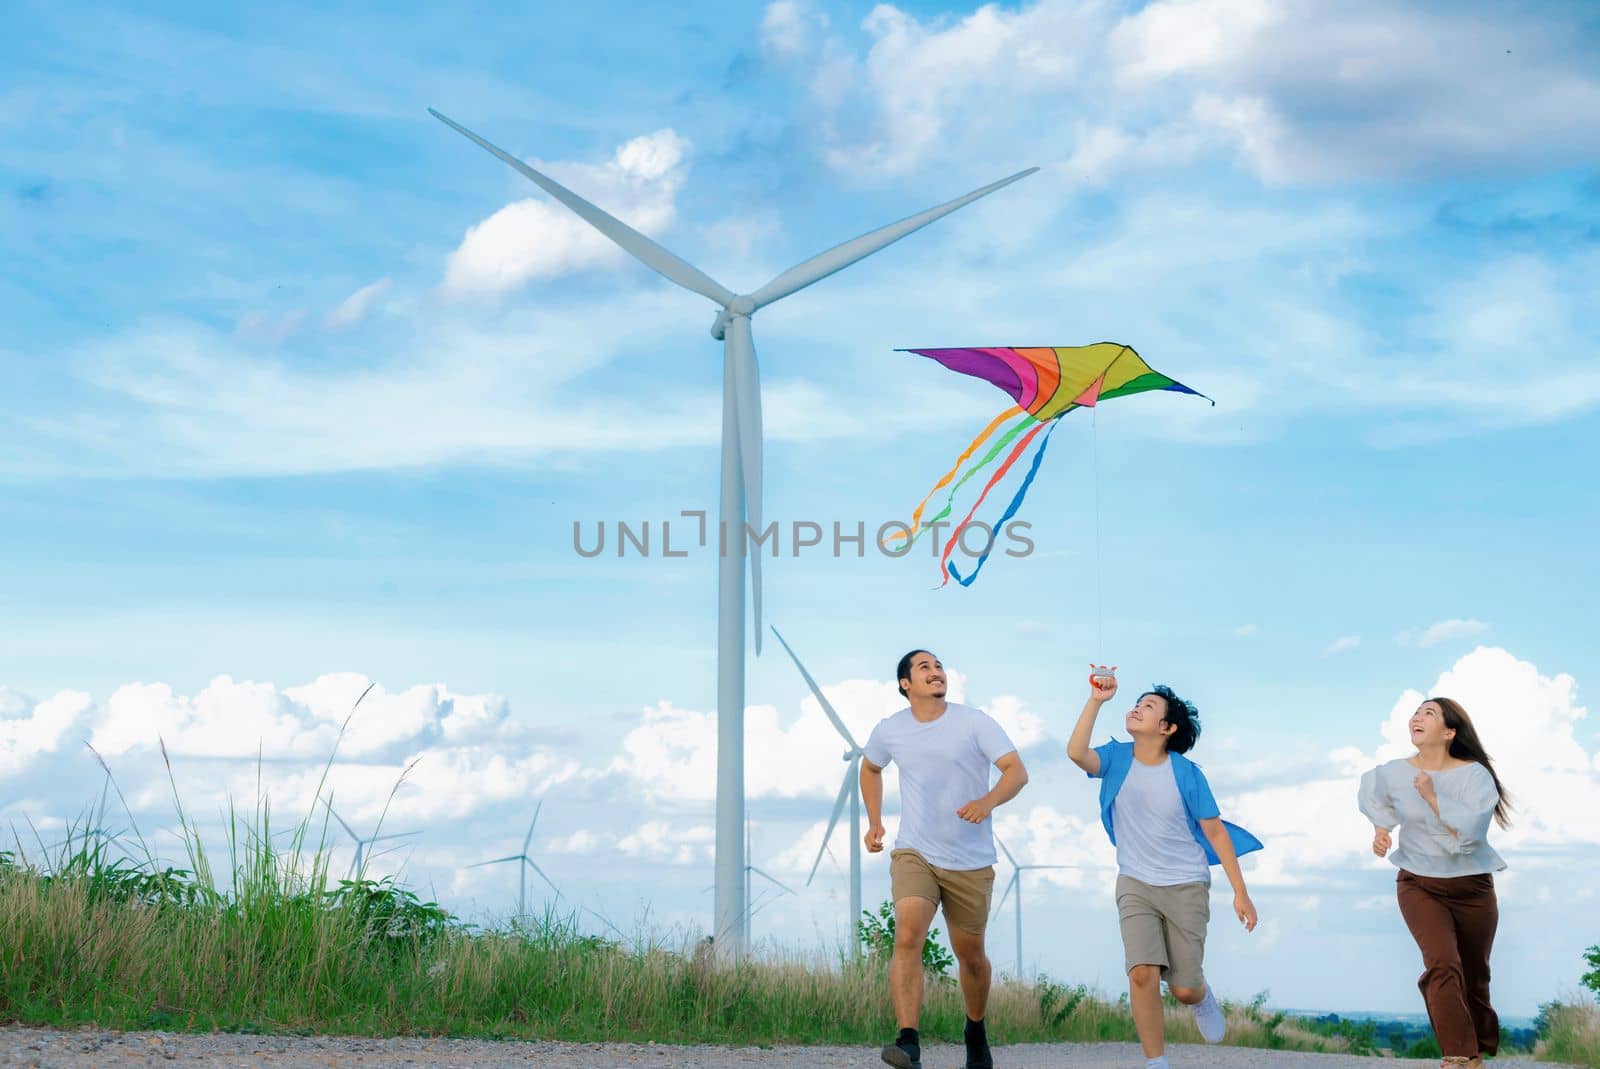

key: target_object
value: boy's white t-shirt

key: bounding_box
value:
[862,702,1017,870]
[1112,755,1211,886]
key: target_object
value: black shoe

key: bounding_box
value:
[964,1016,993,1069]
[880,1042,922,1069]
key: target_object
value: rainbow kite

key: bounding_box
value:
[892,343,1211,586]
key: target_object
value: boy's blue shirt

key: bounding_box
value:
[1089,739,1263,865]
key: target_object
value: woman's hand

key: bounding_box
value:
[1372,826,1392,858]
[1413,770,1437,807]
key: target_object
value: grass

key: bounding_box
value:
[0,829,1359,1051]
[0,720,1591,1062]
[1537,1001,1600,1067]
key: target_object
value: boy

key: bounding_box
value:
[1066,675,1261,1069]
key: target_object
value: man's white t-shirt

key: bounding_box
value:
[862,702,1017,871]
[1112,755,1210,886]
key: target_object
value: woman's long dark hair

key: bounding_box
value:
[1432,697,1513,829]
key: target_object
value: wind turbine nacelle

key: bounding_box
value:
[709,297,754,341]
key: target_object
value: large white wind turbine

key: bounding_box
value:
[993,834,1086,976]
[431,108,1036,957]
[468,802,561,919]
[770,625,866,956]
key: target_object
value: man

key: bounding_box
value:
[1066,675,1261,1069]
[862,649,1029,1069]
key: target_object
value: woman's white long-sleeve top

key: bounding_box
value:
[1358,758,1505,878]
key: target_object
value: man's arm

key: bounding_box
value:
[1200,816,1257,931]
[861,757,886,852]
[956,751,1028,823]
[1067,680,1116,775]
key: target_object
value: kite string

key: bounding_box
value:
[1092,403,1102,661]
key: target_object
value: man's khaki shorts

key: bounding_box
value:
[890,848,996,935]
[1115,874,1209,989]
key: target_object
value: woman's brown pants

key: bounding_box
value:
[1396,869,1499,1058]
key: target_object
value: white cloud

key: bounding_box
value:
[609,670,1044,806]
[994,803,1117,891]
[1110,0,1281,82]
[324,277,393,330]
[776,0,1600,183]
[234,308,306,345]
[88,673,511,763]
[1111,0,1600,183]
[1,673,579,848]
[1408,618,1490,648]
[1235,624,1258,638]
[26,299,1012,479]
[761,0,824,61]
[616,820,714,865]
[441,129,691,297]
[609,680,904,804]
[1,688,92,776]
[1321,635,1360,657]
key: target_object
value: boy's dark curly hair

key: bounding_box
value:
[1144,684,1201,754]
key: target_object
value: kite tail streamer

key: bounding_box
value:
[946,420,1061,588]
[902,412,1037,551]
[938,420,1050,587]
[885,405,1024,548]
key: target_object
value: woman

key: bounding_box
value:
[1359,698,1511,1069]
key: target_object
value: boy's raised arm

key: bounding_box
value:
[1067,678,1116,775]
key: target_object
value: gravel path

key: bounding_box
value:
[0,1030,1581,1069]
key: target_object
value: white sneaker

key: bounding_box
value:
[1192,984,1226,1043]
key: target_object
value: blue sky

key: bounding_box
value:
[3,0,1599,1018]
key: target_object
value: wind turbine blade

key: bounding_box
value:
[326,804,358,842]
[727,316,764,655]
[429,109,735,308]
[993,872,1018,915]
[748,167,1039,310]
[368,831,419,844]
[523,802,542,855]
[770,626,860,749]
[526,859,562,899]
[807,771,854,885]
[750,866,794,895]
[468,855,521,868]
[994,834,1019,869]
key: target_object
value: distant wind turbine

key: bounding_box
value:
[994,834,1086,976]
[326,802,418,880]
[770,625,866,956]
[431,107,1036,957]
[703,816,795,948]
[740,820,794,949]
[469,802,560,917]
